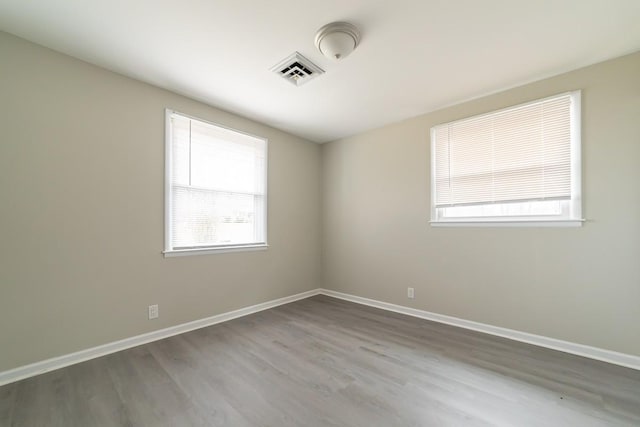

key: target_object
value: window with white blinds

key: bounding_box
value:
[430,91,582,225]
[165,110,267,254]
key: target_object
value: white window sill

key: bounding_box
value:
[163,244,269,257]
[430,219,585,227]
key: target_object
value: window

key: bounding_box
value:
[164,110,267,256]
[430,91,582,226]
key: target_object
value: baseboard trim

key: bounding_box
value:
[3,287,638,386]
[0,288,322,387]
[318,289,640,371]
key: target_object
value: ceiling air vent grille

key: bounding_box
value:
[271,52,324,86]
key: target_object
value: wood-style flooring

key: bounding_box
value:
[1,295,640,426]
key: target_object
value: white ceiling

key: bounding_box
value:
[1,1,639,143]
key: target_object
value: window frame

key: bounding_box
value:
[163,109,268,257]
[429,91,584,227]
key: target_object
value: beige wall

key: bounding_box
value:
[322,52,640,357]
[2,29,639,373]
[0,32,322,372]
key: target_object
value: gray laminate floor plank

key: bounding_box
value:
[145,336,252,427]
[63,356,130,427]
[2,294,640,426]
[0,383,16,425]
[104,346,207,427]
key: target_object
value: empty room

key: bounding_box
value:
[1,1,640,426]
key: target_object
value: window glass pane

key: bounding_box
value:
[440,200,563,218]
[171,115,191,186]
[172,187,263,248]
[167,112,267,250]
[431,91,580,223]
[190,133,264,194]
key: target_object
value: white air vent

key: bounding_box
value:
[271,52,324,86]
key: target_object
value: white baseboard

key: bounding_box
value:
[318,289,640,371]
[2,287,639,387]
[0,288,321,387]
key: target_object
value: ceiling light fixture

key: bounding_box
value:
[314,22,360,61]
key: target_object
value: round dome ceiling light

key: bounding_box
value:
[314,22,361,61]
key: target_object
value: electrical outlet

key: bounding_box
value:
[148,304,159,319]
[407,287,415,299]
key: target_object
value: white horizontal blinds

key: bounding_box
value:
[170,113,266,249]
[434,94,572,207]
[434,125,451,205]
